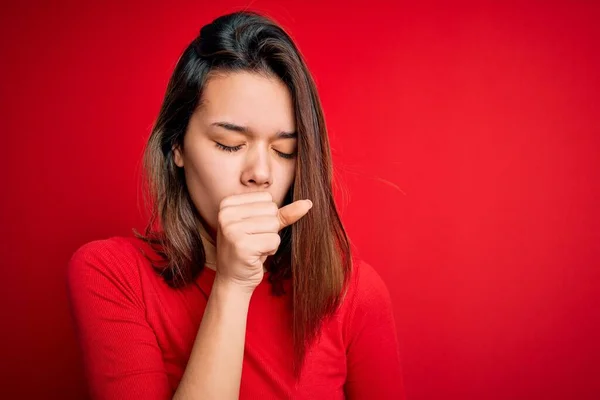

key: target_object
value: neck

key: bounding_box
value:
[198,223,217,269]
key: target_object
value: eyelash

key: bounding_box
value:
[215,142,296,159]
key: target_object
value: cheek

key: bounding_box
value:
[184,151,239,229]
[284,163,296,186]
[188,140,237,190]
[284,158,296,178]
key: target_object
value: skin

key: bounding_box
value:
[174,71,301,271]
[172,71,312,399]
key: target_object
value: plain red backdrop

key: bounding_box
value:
[1,1,598,399]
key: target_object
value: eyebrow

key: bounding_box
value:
[210,121,297,139]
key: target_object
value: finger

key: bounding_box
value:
[243,233,281,255]
[220,201,278,221]
[220,192,273,209]
[230,216,280,235]
[278,200,312,230]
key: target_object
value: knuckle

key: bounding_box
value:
[219,197,231,209]
[264,233,280,248]
[270,218,280,231]
[217,210,229,227]
[268,202,278,215]
[272,234,282,246]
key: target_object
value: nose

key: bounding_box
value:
[240,145,272,188]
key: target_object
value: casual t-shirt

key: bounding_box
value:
[67,236,405,399]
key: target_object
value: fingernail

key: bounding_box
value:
[306,200,313,208]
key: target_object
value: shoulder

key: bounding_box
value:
[340,257,396,340]
[347,257,393,309]
[69,235,159,264]
[66,236,157,303]
[68,236,144,276]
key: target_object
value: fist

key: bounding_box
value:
[215,191,312,292]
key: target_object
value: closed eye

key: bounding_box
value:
[215,142,296,159]
[215,142,242,152]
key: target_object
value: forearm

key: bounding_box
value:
[174,278,252,400]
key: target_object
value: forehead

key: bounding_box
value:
[198,71,295,131]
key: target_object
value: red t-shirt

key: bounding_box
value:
[67,236,405,399]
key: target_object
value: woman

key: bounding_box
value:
[67,10,404,400]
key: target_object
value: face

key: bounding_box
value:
[173,71,297,241]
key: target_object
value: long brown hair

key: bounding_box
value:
[134,10,352,373]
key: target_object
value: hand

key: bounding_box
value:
[214,191,312,293]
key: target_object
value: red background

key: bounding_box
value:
[1,1,599,399]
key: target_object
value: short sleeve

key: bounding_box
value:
[343,260,406,399]
[66,238,171,400]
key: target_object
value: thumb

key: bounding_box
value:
[277,200,313,231]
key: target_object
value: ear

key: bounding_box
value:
[173,145,184,167]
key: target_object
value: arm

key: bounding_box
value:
[173,275,251,399]
[67,240,251,400]
[66,240,172,399]
[344,261,406,400]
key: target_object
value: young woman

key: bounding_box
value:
[67,10,404,400]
